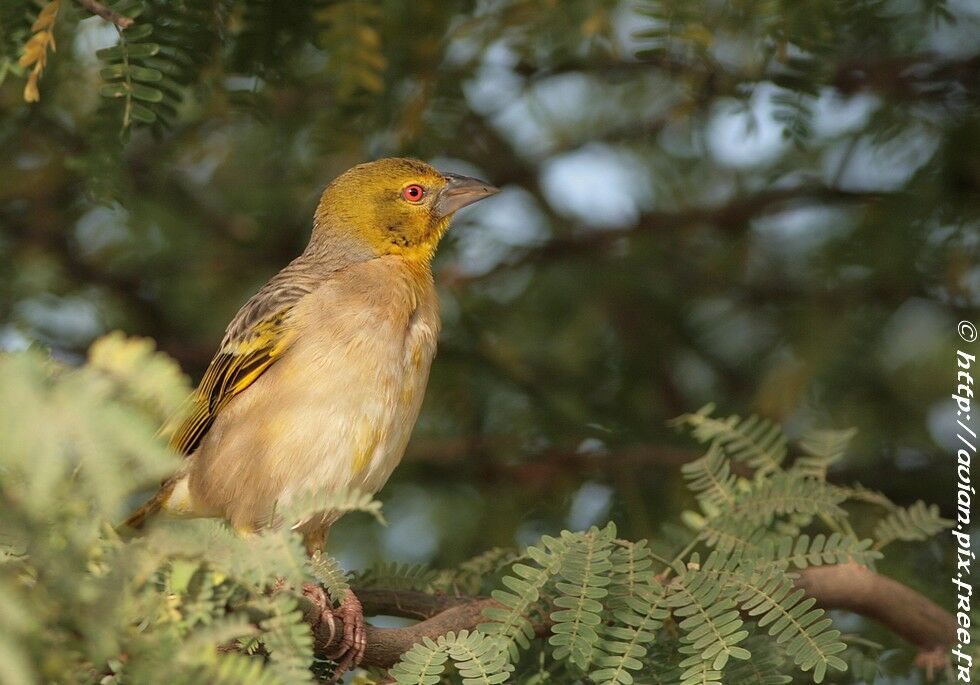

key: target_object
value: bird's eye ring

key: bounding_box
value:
[401,184,425,203]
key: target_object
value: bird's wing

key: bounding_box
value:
[169,259,323,456]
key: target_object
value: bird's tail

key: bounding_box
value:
[118,482,174,537]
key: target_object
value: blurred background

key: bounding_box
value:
[0,0,978,607]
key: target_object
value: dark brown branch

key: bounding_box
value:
[303,595,506,669]
[511,53,980,103]
[304,564,955,669]
[832,54,980,100]
[446,185,884,287]
[404,438,707,489]
[73,0,133,28]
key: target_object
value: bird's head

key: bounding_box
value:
[311,158,498,262]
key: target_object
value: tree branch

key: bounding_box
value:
[304,563,955,670]
[512,52,980,103]
[303,594,504,669]
[446,185,884,287]
[793,562,955,652]
[73,0,133,29]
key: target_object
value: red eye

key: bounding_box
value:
[401,184,425,203]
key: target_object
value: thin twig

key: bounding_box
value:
[73,0,133,28]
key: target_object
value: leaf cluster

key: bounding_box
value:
[0,338,957,685]
[0,335,382,684]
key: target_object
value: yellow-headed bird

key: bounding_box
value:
[124,158,498,673]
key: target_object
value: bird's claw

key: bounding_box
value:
[301,583,365,683]
[328,589,366,680]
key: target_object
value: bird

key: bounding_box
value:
[122,157,498,676]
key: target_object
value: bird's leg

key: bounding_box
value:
[301,523,367,683]
[300,583,367,682]
[323,588,366,679]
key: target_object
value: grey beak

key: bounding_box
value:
[433,173,499,219]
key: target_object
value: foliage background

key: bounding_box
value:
[0,0,978,682]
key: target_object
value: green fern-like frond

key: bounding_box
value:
[720,561,847,682]
[592,584,669,685]
[721,634,792,685]
[671,404,787,476]
[98,0,220,130]
[836,483,898,511]
[354,561,439,592]
[458,547,520,576]
[549,526,616,671]
[873,501,953,549]
[608,539,664,599]
[177,615,258,665]
[230,529,310,590]
[453,547,521,594]
[841,644,887,683]
[388,636,450,685]
[255,593,315,685]
[666,557,751,672]
[199,653,288,685]
[676,655,724,685]
[196,653,287,685]
[388,630,511,685]
[444,630,513,685]
[87,331,191,421]
[165,560,225,629]
[137,520,310,590]
[480,533,570,660]
[283,487,386,527]
[697,517,768,555]
[307,552,349,604]
[0,347,178,522]
[728,472,847,526]
[591,541,669,685]
[681,442,738,512]
[754,533,881,571]
[688,551,847,682]
[792,428,858,480]
[97,17,168,128]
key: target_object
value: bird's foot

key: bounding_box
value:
[301,583,366,683]
[327,589,366,680]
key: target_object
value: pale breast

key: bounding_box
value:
[186,257,439,530]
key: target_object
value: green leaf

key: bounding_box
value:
[97,42,160,61]
[281,487,385,528]
[389,637,450,685]
[307,552,350,604]
[123,23,154,41]
[100,64,163,83]
[672,404,787,476]
[548,526,616,670]
[681,442,738,512]
[129,102,158,123]
[130,82,165,102]
[479,534,570,661]
[793,428,858,480]
[727,473,847,526]
[873,501,953,548]
[99,83,129,98]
